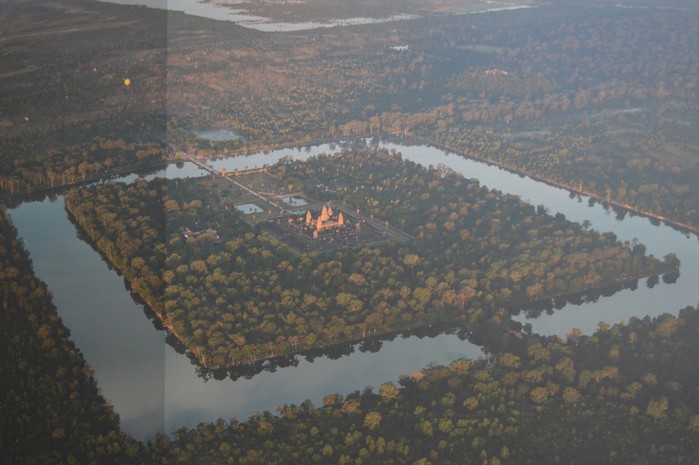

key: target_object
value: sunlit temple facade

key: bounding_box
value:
[305,204,346,238]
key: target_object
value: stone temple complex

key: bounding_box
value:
[305,204,346,238]
[265,201,398,252]
[280,203,358,242]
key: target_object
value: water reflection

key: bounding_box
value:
[202,135,697,335]
[163,330,483,430]
[189,324,477,383]
[103,0,418,32]
[103,0,536,32]
[8,199,165,440]
[516,278,656,321]
[7,136,698,437]
[1,164,175,209]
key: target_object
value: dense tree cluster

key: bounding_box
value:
[421,120,699,231]
[143,307,699,465]
[2,1,698,461]
[0,211,139,464]
[65,149,671,369]
[0,125,164,194]
[2,0,697,230]
[0,0,167,196]
[162,4,699,229]
[2,200,696,462]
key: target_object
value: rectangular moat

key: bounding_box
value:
[15,138,694,439]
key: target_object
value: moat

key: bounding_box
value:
[8,137,699,439]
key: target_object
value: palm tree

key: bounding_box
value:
[403,254,420,279]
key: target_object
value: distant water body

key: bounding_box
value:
[102,0,415,31]
[102,0,533,31]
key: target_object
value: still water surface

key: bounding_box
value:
[9,138,698,438]
[103,0,417,32]
[103,0,533,31]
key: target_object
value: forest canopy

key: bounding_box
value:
[0,211,135,463]
[143,306,699,465]
[1,0,697,462]
[65,149,673,369]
